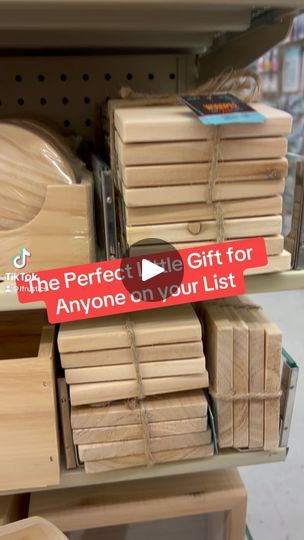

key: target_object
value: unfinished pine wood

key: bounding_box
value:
[199,304,233,448]
[65,357,205,384]
[0,122,76,230]
[74,417,208,445]
[84,444,214,472]
[115,103,292,143]
[249,304,282,450]
[115,133,287,166]
[119,158,288,188]
[61,340,204,368]
[126,215,282,244]
[70,373,209,406]
[29,469,246,539]
[78,430,211,461]
[71,391,208,428]
[57,378,77,470]
[129,235,284,257]
[125,195,283,226]
[0,313,59,492]
[243,250,291,275]
[0,178,95,274]
[0,517,68,540]
[122,177,285,207]
[58,304,201,353]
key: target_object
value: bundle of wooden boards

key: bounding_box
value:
[197,296,282,451]
[285,160,304,269]
[111,101,292,274]
[57,304,212,472]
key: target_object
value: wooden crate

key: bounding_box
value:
[0,311,60,492]
[0,178,96,275]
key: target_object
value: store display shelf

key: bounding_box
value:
[1,447,286,495]
[1,271,304,312]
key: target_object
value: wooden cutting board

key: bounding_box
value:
[74,417,208,445]
[65,356,206,384]
[58,304,201,353]
[78,430,211,461]
[126,215,282,244]
[61,341,204,368]
[0,122,76,230]
[121,178,285,207]
[71,391,208,428]
[114,103,292,143]
[115,133,287,166]
[125,196,283,226]
[69,373,209,406]
[84,444,214,473]
[119,158,288,188]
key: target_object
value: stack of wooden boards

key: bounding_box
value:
[197,296,282,451]
[112,101,292,274]
[57,304,212,472]
[285,160,304,269]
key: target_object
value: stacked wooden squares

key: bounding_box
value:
[112,102,292,274]
[58,304,212,472]
[197,296,282,451]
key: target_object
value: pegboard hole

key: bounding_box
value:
[105,73,111,81]
[15,75,22,82]
[38,74,45,82]
[63,120,71,128]
[17,98,24,106]
[40,97,47,106]
[126,73,133,81]
[169,73,176,80]
[62,97,69,105]
[82,73,90,81]
[85,119,92,127]
[60,73,67,82]
[84,96,91,104]
[148,73,154,80]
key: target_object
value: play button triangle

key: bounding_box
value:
[141,258,165,282]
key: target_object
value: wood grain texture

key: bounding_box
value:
[119,158,288,188]
[126,215,282,244]
[0,318,59,492]
[114,103,292,143]
[74,417,208,445]
[125,196,283,226]
[122,178,285,207]
[58,304,201,353]
[0,178,95,274]
[78,430,211,461]
[61,340,204,368]
[84,444,214,472]
[70,373,209,406]
[71,391,208,428]
[57,378,77,470]
[115,133,287,166]
[65,356,206,384]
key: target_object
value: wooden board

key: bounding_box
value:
[129,235,284,257]
[114,103,292,143]
[69,373,209,406]
[243,250,291,275]
[74,417,208,446]
[84,444,214,473]
[78,430,211,461]
[119,158,288,188]
[126,215,282,244]
[58,304,201,353]
[199,305,233,448]
[61,340,204,368]
[0,517,68,540]
[57,378,77,470]
[65,357,206,384]
[122,178,285,207]
[115,133,287,166]
[125,195,283,226]
[71,391,208,428]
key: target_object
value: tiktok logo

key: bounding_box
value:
[12,247,31,269]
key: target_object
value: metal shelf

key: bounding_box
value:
[1,447,287,495]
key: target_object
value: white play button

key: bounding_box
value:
[141,258,165,282]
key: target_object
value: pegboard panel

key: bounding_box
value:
[0,54,195,139]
